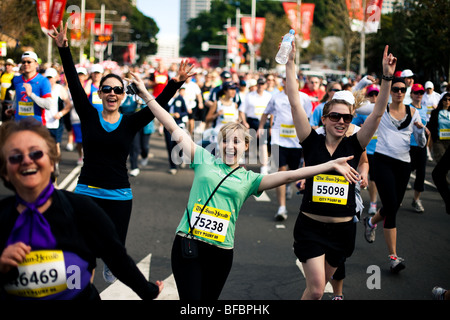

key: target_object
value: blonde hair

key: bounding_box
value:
[218,122,252,145]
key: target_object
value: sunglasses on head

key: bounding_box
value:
[8,150,44,164]
[368,91,379,97]
[101,85,124,94]
[412,90,424,95]
[324,112,353,124]
[392,87,407,93]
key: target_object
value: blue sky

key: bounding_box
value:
[136,0,180,38]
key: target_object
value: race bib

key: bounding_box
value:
[155,74,168,84]
[190,203,231,242]
[4,250,67,298]
[280,124,296,138]
[18,101,34,116]
[312,174,349,205]
[91,91,102,105]
[221,113,238,124]
[439,128,450,140]
[254,105,266,117]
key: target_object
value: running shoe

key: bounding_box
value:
[286,184,293,200]
[368,203,377,215]
[432,286,447,300]
[412,199,425,213]
[389,255,405,274]
[274,207,288,221]
[364,217,377,243]
[129,168,140,177]
[169,168,177,175]
[331,295,344,300]
[103,264,117,284]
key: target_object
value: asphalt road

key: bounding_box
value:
[1,130,449,303]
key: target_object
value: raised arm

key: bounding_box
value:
[129,62,197,161]
[285,41,312,143]
[49,21,91,118]
[258,156,359,192]
[357,45,397,148]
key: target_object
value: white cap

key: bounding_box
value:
[401,69,414,77]
[21,51,38,62]
[247,79,257,87]
[332,90,355,105]
[424,81,434,89]
[90,64,104,73]
[76,67,88,75]
[44,68,58,78]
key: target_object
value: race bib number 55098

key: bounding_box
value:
[312,174,349,205]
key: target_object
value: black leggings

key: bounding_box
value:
[91,197,133,246]
[410,145,427,192]
[373,153,411,229]
[171,235,233,300]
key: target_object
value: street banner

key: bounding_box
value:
[241,17,266,45]
[227,26,239,55]
[36,0,50,34]
[282,2,315,48]
[36,0,67,34]
[346,0,383,33]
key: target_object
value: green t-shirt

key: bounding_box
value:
[175,146,263,249]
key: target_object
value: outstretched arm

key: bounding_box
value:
[285,41,312,143]
[357,45,397,148]
[257,156,359,192]
[128,63,197,160]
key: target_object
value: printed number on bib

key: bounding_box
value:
[280,124,296,138]
[312,174,349,205]
[18,101,34,116]
[4,250,67,298]
[190,203,231,242]
[439,128,450,140]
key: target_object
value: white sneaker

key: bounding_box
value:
[65,143,73,151]
[274,207,288,221]
[77,157,83,166]
[140,158,148,166]
[169,168,177,175]
[286,184,293,200]
[129,168,140,177]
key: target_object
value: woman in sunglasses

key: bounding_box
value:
[0,118,163,300]
[364,77,426,274]
[49,21,190,283]
[286,43,397,299]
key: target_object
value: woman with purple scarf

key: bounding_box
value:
[0,118,163,300]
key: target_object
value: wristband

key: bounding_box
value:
[382,74,394,81]
[145,98,154,105]
[58,111,63,117]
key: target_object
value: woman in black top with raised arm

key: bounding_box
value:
[49,21,189,283]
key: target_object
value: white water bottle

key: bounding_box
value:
[275,29,295,65]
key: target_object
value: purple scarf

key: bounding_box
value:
[6,181,56,249]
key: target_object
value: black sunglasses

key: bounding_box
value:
[392,87,407,93]
[412,91,424,95]
[21,60,34,64]
[8,150,44,164]
[368,91,379,97]
[324,112,353,124]
[101,85,124,94]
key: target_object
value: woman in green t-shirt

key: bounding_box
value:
[127,65,360,300]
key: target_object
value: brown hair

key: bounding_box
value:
[0,118,59,190]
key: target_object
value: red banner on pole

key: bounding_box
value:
[282,2,315,48]
[346,0,383,33]
[48,0,67,32]
[241,17,266,45]
[36,0,50,33]
[227,26,239,55]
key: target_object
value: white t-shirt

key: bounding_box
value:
[375,107,426,162]
[421,91,441,121]
[45,84,68,129]
[264,90,312,149]
[239,90,273,120]
[182,81,201,110]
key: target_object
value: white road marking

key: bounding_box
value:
[99,253,179,300]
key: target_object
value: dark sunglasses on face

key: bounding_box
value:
[392,87,407,93]
[21,60,34,64]
[101,85,124,94]
[368,91,379,97]
[8,150,44,164]
[412,91,424,95]
[324,112,353,124]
